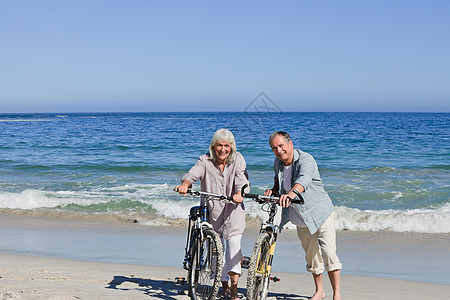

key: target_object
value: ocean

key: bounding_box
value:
[0,112,449,234]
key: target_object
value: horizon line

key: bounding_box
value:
[1,111,449,114]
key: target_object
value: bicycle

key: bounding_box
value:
[175,187,235,300]
[241,184,303,300]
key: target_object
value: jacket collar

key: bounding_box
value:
[293,148,300,164]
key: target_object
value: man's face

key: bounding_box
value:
[270,135,294,165]
[213,140,231,163]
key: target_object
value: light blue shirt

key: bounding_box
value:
[283,164,307,227]
[275,149,334,234]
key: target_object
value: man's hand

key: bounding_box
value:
[278,194,292,207]
[264,189,273,196]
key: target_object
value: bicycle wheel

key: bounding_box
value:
[246,233,272,300]
[188,229,223,300]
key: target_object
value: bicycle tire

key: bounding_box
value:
[246,233,272,300]
[188,229,223,300]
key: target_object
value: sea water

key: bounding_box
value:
[0,112,449,233]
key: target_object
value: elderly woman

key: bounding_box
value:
[176,128,249,300]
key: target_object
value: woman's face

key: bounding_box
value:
[213,140,231,163]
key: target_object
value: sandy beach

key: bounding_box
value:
[1,213,449,299]
[2,252,450,300]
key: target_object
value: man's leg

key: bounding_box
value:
[318,212,342,300]
[297,226,325,299]
[328,269,341,300]
[312,273,325,300]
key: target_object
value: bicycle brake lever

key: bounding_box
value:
[241,183,249,196]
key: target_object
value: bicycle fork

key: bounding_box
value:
[258,241,276,277]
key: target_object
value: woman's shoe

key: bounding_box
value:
[230,284,239,300]
[218,287,230,299]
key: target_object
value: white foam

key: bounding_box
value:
[150,198,199,219]
[0,190,61,209]
[392,191,403,201]
[334,204,450,233]
[0,186,130,210]
[2,185,449,233]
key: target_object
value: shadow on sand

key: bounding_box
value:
[106,275,186,299]
[106,275,310,299]
[266,292,310,300]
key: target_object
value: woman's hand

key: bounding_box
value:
[232,192,244,203]
[175,180,191,195]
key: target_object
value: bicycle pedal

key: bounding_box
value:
[270,276,281,282]
[241,256,251,269]
[175,277,187,285]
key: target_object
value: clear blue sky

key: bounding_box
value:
[1,0,449,113]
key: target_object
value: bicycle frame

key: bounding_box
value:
[258,201,279,274]
[175,187,233,300]
[183,205,213,270]
[243,183,303,300]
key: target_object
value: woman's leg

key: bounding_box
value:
[222,235,242,299]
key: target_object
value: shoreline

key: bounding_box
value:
[1,213,450,299]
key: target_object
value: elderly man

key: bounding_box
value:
[264,131,342,300]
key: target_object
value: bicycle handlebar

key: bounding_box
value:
[173,187,235,204]
[173,183,304,205]
[240,184,304,205]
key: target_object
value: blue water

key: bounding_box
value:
[0,112,449,233]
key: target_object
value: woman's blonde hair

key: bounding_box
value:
[209,128,237,164]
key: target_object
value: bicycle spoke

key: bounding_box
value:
[246,233,272,300]
[188,230,223,300]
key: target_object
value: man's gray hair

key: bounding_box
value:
[209,128,237,164]
[269,131,291,145]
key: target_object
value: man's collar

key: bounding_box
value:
[286,149,300,166]
[293,148,300,162]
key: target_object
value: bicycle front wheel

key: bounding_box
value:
[188,229,223,300]
[246,233,272,300]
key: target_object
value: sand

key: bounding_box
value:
[1,252,449,300]
[1,213,449,299]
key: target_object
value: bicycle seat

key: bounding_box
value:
[189,206,208,220]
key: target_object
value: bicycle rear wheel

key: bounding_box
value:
[188,229,223,300]
[246,233,272,300]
